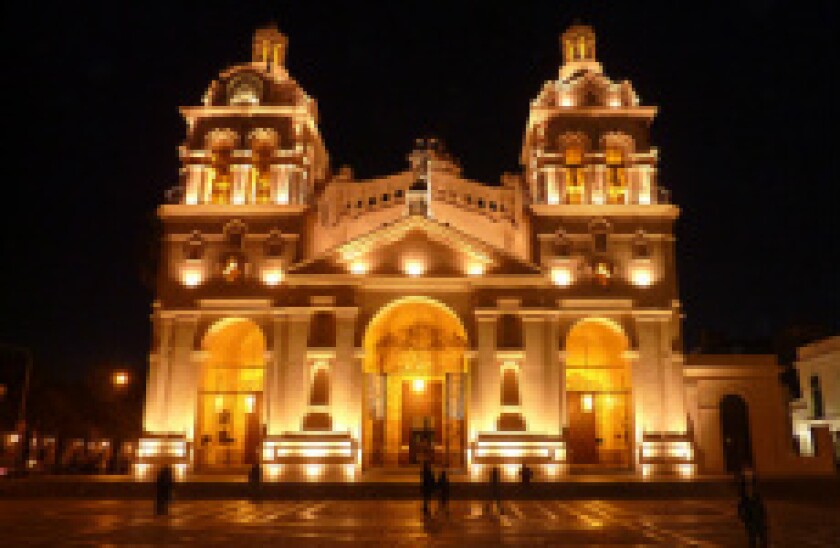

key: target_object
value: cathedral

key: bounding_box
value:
[136,24,835,479]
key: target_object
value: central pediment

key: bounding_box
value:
[289,215,541,278]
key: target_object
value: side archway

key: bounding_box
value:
[564,318,632,468]
[196,318,266,469]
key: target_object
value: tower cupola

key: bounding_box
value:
[561,24,596,64]
[252,24,288,75]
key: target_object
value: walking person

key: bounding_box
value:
[154,464,174,516]
[421,460,435,516]
[437,469,450,516]
[737,471,768,547]
[248,461,262,501]
[489,465,503,515]
[519,463,533,487]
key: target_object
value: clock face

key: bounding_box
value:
[227,73,263,106]
[222,254,243,282]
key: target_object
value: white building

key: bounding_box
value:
[791,336,840,460]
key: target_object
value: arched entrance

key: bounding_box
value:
[196,318,265,469]
[720,394,753,473]
[362,297,468,468]
[564,318,632,468]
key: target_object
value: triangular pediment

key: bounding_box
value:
[289,215,541,277]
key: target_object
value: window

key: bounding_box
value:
[310,366,330,407]
[501,367,521,406]
[606,146,628,204]
[394,189,404,198]
[632,233,650,258]
[184,232,204,260]
[356,200,363,208]
[489,201,498,212]
[382,193,389,202]
[368,197,376,206]
[478,198,485,208]
[564,145,585,204]
[265,232,283,257]
[593,232,607,253]
[811,375,825,418]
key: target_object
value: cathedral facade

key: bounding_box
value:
[137,25,834,479]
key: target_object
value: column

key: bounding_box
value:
[185,165,203,205]
[637,318,661,434]
[473,314,498,436]
[149,317,174,432]
[544,315,562,435]
[284,311,310,432]
[167,316,200,436]
[522,316,547,432]
[334,308,360,438]
[266,312,287,435]
[271,164,289,205]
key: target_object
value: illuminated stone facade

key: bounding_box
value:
[139,24,835,479]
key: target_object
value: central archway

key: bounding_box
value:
[362,297,468,468]
[565,318,632,468]
[196,318,265,469]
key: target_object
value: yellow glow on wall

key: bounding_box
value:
[349,260,368,275]
[261,265,284,286]
[412,378,426,393]
[581,393,594,412]
[630,264,653,287]
[467,262,485,276]
[551,266,573,287]
[403,258,425,277]
[180,262,204,288]
[245,395,256,413]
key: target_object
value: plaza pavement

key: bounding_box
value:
[1,497,838,545]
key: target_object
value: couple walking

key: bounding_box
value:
[420,460,450,515]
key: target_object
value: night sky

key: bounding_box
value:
[2,1,837,382]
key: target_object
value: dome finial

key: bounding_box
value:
[561,23,596,65]
[252,24,288,73]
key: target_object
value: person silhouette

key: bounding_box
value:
[437,469,450,515]
[248,461,262,501]
[421,460,435,516]
[737,470,768,547]
[489,465,503,514]
[519,463,533,486]
[155,464,174,516]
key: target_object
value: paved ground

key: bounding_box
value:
[1,498,838,546]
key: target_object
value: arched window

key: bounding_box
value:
[555,230,572,256]
[632,231,650,258]
[248,129,278,204]
[606,146,628,204]
[497,314,523,349]
[310,364,330,407]
[500,365,521,407]
[308,312,337,348]
[265,231,284,257]
[223,220,246,250]
[184,231,204,260]
[206,129,237,205]
[563,143,585,204]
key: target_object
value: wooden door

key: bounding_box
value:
[567,392,598,464]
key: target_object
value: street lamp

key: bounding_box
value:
[112,370,130,389]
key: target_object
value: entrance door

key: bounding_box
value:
[720,394,752,473]
[567,392,598,464]
[401,380,442,465]
[196,392,261,468]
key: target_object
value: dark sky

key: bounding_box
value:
[2,1,837,380]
